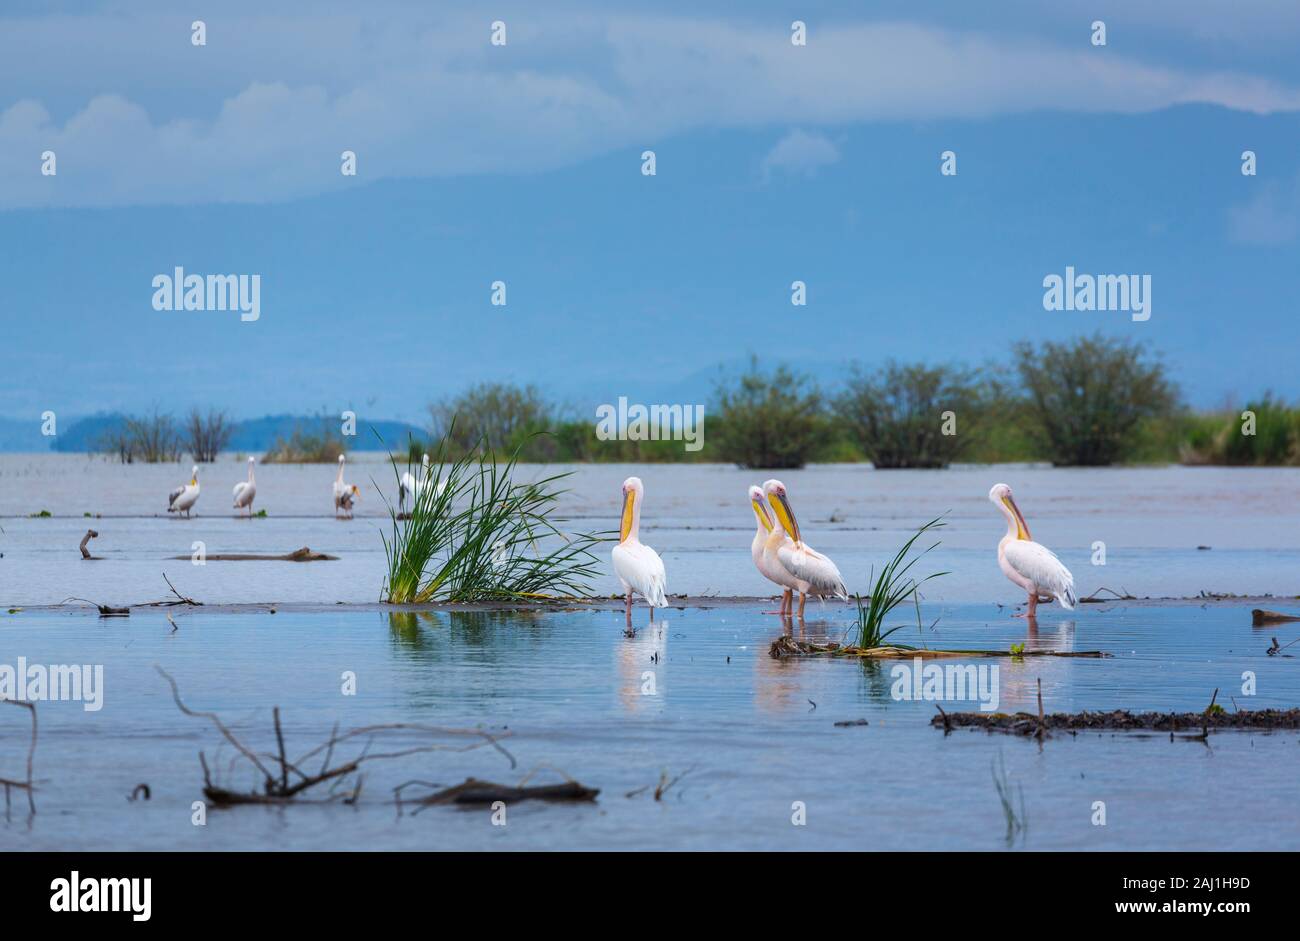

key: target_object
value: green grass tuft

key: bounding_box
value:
[851,517,947,649]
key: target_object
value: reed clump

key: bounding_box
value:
[851,517,947,649]
[382,429,604,604]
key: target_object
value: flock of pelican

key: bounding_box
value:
[167,454,363,518]
[165,459,1076,622]
[611,476,1076,624]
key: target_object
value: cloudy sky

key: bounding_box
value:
[1,0,1298,421]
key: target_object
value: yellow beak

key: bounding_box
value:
[619,489,634,542]
[1003,496,1029,541]
[752,498,773,532]
[770,491,800,544]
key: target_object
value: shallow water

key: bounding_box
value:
[3,454,1300,606]
[1,602,1297,850]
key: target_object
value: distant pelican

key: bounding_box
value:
[762,479,848,618]
[749,484,797,616]
[989,483,1076,618]
[232,457,257,516]
[399,453,431,514]
[333,454,359,518]
[611,476,668,627]
[167,465,200,518]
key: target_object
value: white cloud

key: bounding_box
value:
[3,8,1300,209]
[1228,176,1300,245]
[760,129,840,180]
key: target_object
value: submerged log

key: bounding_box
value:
[79,529,101,560]
[768,636,1108,660]
[416,777,599,806]
[930,707,1300,735]
[1252,608,1300,627]
[167,546,338,562]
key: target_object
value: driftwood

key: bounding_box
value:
[156,666,515,808]
[60,596,129,617]
[0,701,37,816]
[79,529,101,560]
[1079,586,1136,603]
[769,636,1109,660]
[166,546,337,562]
[931,707,1300,735]
[409,778,598,806]
[1252,608,1300,627]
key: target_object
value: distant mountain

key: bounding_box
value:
[12,413,426,454]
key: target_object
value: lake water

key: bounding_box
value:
[3,454,1300,605]
[2,455,1299,850]
[2,602,1297,850]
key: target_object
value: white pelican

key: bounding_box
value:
[167,465,200,518]
[989,483,1076,618]
[398,453,432,514]
[749,484,798,616]
[762,479,848,618]
[232,457,257,516]
[611,476,668,626]
[333,454,359,518]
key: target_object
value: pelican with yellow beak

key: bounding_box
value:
[989,483,1076,618]
[611,476,668,625]
[762,479,848,617]
[750,484,798,615]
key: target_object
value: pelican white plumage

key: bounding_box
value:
[168,465,200,518]
[611,476,668,627]
[333,454,359,518]
[398,453,432,514]
[762,479,848,618]
[989,483,1076,618]
[232,457,257,516]
[749,484,798,616]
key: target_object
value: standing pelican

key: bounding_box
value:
[762,479,848,618]
[333,454,359,518]
[399,453,431,514]
[611,476,668,627]
[749,485,797,616]
[232,457,257,516]
[167,465,200,518]
[989,483,1076,618]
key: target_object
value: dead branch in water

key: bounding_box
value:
[79,529,101,560]
[165,546,337,562]
[1253,608,1300,627]
[402,777,599,809]
[58,596,128,617]
[769,635,1108,660]
[1079,586,1136,603]
[0,701,37,817]
[160,573,201,606]
[930,706,1300,736]
[155,666,515,808]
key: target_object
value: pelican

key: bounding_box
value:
[749,484,798,616]
[398,453,432,514]
[167,465,200,518]
[333,454,359,518]
[611,476,668,627]
[989,483,1076,618]
[232,457,257,516]
[762,479,848,618]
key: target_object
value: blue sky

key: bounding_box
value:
[1,0,1298,423]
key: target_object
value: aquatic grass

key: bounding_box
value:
[992,752,1028,846]
[851,517,947,649]
[380,427,607,603]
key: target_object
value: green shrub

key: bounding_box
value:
[1015,334,1177,466]
[834,362,986,468]
[711,359,832,469]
